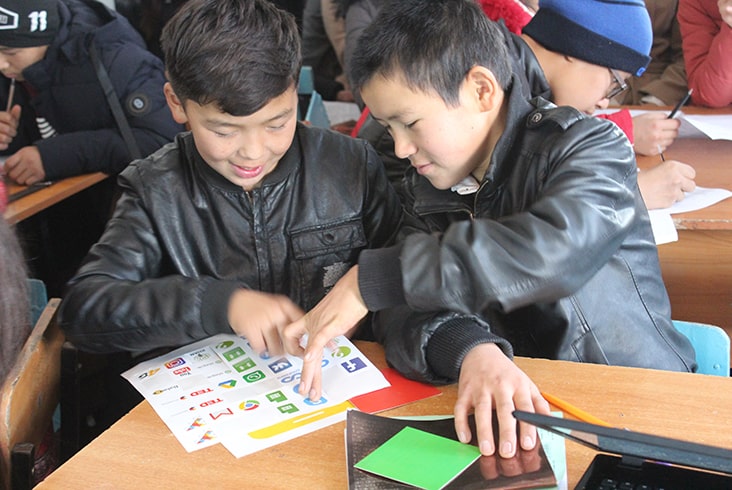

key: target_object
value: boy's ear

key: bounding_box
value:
[465,66,502,113]
[164,82,189,125]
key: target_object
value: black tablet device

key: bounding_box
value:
[514,410,732,490]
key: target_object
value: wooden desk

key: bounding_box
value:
[37,341,732,489]
[3,172,107,225]
[634,109,732,342]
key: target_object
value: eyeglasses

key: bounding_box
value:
[606,68,628,100]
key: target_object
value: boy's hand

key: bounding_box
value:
[282,266,368,401]
[454,343,550,458]
[0,105,21,150]
[632,112,680,156]
[4,146,46,185]
[638,160,696,209]
[228,289,304,357]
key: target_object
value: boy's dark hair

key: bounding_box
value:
[349,0,511,107]
[161,0,302,116]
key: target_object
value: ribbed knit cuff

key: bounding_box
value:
[358,245,406,311]
[426,317,514,381]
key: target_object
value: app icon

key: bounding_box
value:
[331,346,351,358]
[243,370,266,383]
[233,357,256,373]
[223,347,246,361]
[268,358,292,374]
[239,400,260,411]
[266,390,287,403]
[341,357,367,373]
[165,357,186,369]
[277,403,299,414]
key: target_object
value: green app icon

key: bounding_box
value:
[277,403,299,414]
[243,370,265,383]
[267,390,287,403]
[233,357,256,372]
[223,347,246,362]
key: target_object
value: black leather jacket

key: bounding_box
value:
[60,124,402,353]
[360,75,696,383]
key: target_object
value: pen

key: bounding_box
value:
[540,391,612,427]
[6,78,15,112]
[658,145,665,162]
[667,88,693,119]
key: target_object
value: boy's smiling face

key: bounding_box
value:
[165,83,298,191]
[361,71,496,190]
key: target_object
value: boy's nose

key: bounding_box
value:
[393,134,417,160]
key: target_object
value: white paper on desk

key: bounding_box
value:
[678,113,732,141]
[598,108,723,139]
[648,186,732,245]
[121,334,390,455]
[667,186,732,215]
[648,210,678,245]
[323,101,362,125]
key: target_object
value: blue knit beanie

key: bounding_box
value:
[522,0,652,76]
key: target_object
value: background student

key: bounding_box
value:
[678,0,732,107]
[615,0,688,108]
[0,0,182,186]
[517,0,696,208]
[284,0,695,459]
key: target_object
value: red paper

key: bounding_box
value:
[350,367,441,413]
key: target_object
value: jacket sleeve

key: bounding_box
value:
[360,139,404,249]
[59,170,239,354]
[595,109,633,144]
[362,116,639,316]
[678,0,732,108]
[373,306,513,384]
[36,43,182,180]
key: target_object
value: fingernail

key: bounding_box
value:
[458,431,468,443]
[523,436,534,449]
[501,441,513,457]
[479,440,493,455]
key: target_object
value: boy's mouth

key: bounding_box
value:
[231,163,264,180]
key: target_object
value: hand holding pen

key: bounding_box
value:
[666,88,693,120]
[657,89,693,161]
[0,79,21,151]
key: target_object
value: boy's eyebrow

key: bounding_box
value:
[205,107,294,127]
[372,109,415,124]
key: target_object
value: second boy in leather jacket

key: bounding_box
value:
[368,85,696,385]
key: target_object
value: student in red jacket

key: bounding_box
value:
[678,0,732,107]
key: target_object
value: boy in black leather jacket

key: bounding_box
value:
[285,0,695,460]
[60,0,401,360]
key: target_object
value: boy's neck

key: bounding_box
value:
[472,94,508,183]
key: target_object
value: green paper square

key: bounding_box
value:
[354,426,481,490]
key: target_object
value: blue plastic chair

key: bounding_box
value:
[298,66,331,129]
[673,320,730,376]
[28,278,48,326]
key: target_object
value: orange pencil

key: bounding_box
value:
[541,391,612,427]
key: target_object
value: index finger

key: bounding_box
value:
[298,343,324,400]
